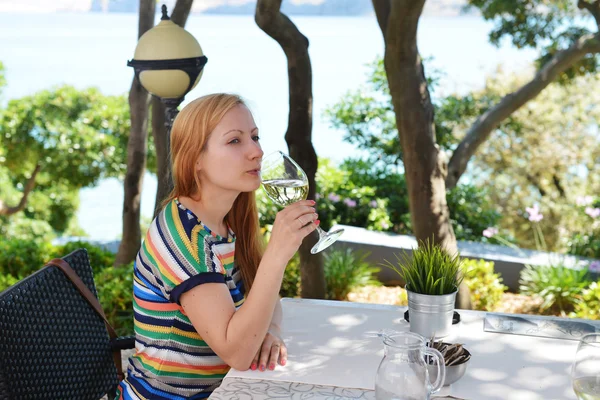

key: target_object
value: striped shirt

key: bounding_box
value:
[116,199,245,399]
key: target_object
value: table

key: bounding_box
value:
[210,298,580,400]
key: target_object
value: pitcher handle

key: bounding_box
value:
[424,347,446,394]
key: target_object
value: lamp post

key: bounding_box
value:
[127,4,207,152]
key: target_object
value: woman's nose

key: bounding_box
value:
[249,141,264,160]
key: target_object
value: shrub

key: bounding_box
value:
[95,263,134,336]
[519,263,592,315]
[447,184,502,242]
[51,241,115,275]
[567,231,600,259]
[0,238,54,278]
[572,281,600,320]
[462,259,507,311]
[280,253,301,298]
[324,248,380,300]
[0,273,19,292]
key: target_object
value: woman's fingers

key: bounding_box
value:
[250,351,259,371]
[268,343,280,370]
[278,342,288,366]
[258,340,272,371]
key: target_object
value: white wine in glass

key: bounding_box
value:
[572,333,600,400]
[261,151,344,254]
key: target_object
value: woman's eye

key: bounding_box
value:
[252,135,260,142]
[228,138,240,144]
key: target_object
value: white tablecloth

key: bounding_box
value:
[211,298,580,400]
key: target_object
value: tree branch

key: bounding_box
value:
[0,164,41,216]
[446,32,600,189]
[578,0,600,29]
[171,0,194,27]
[256,0,308,51]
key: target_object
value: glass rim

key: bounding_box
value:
[383,331,425,350]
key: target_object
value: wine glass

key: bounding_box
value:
[261,151,344,254]
[572,333,600,400]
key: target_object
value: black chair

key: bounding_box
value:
[0,248,135,400]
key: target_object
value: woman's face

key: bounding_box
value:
[196,104,264,194]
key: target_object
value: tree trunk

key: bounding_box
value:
[151,99,171,218]
[372,0,471,308]
[152,0,195,217]
[256,0,326,299]
[114,0,155,266]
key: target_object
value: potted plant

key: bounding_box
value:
[386,240,464,338]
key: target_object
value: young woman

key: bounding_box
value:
[116,93,320,399]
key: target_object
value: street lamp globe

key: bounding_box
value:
[127,4,208,138]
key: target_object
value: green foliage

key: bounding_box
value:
[0,238,54,278]
[462,259,507,311]
[0,213,56,243]
[572,281,600,320]
[386,240,464,295]
[0,274,19,292]
[567,196,600,258]
[519,263,592,315]
[324,59,400,168]
[96,263,134,336]
[447,184,502,242]
[323,248,380,300]
[50,241,116,275]
[280,253,301,298]
[0,61,5,96]
[466,0,597,81]
[0,86,131,187]
[324,58,457,170]
[568,232,600,259]
[0,83,157,237]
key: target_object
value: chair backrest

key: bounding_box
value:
[0,248,119,400]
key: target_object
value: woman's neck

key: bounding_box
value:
[179,186,239,237]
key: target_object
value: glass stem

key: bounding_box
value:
[316,226,327,238]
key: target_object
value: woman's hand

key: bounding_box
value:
[249,328,287,371]
[266,199,319,263]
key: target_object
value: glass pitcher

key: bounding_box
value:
[375,331,446,400]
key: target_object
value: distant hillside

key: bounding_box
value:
[201,0,470,16]
[203,0,373,16]
[0,0,470,16]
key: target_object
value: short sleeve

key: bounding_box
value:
[139,204,231,305]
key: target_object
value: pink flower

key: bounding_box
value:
[526,204,544,222]
[585,207,600,219]
[576,196,594,207]
[328,193,340,203]
[590,261,600,273]
[370,200,378,208]
[482,227,498,238]
[315,193,322,200]
[343,199,357,208]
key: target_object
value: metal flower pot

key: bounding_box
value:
[406,287,457,338]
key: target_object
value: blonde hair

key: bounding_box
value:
[163,93,263,291]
